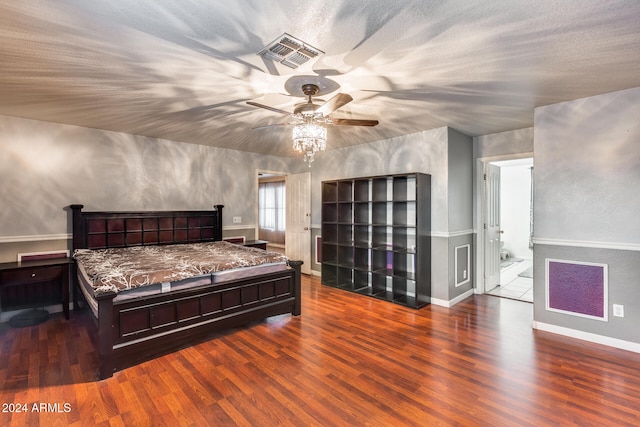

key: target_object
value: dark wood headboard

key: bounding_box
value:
[70,204,224,251]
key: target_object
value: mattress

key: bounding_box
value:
[74,240,289,295]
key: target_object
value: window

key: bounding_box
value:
[258,178,286,244]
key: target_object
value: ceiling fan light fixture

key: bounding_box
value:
[292,121,326,166]
[248,83,378,166]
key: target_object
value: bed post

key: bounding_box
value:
[69,204,85,250]
[69,204,84,310]
[288,260,303,316]
[96,291,116,379]
[214,204,224,241]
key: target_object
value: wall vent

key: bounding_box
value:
[258,33,323,69]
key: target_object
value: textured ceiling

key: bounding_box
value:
[1,0,640,157]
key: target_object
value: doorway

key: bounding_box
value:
[256,170,312,275]
[257,173,287,253]
[477,156,534,302]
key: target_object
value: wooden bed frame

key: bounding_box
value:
[69,204,302,380]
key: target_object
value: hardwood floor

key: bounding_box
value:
[1,275,640,426]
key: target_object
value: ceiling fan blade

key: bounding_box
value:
[331,118,379,127]
[316,93,353,116]
[246,101,291,116]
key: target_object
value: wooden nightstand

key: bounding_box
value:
[0,258,73,321]
[243,240,268,250]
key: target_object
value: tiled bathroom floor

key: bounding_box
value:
[487,258,533,303]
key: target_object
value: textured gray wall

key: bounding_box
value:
[474,127,534,159]
[447,128,474,232]
[534,88,640,244]
[0,114,299,239]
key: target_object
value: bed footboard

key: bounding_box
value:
[96,261,302,380]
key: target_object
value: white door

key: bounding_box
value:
[484,163,501,292]
[286,172,311,274]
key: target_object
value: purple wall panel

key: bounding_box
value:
[548,260,605,318]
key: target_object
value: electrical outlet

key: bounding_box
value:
[463,270,467,279]
[233,216,241,224]
[613,304,624,317]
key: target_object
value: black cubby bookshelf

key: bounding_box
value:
[321,173,431,308]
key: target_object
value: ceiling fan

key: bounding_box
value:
[246,83,379,128]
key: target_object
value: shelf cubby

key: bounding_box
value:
[354,202,370,224]
[338,202,353,223]
[336,266,354,288]
[371,225,392,249]
[337,181,353,202]
[353,270,372,292]
[392,201,416,227]
[354,179,370,202]
[392,175,416,202]
[371,178,389,201]
[337,224,353,245]
[322,203,338,224]
[322,224,338,244]
[391,226,416,252]
[354,247,370,270]
[321,263,338,286]
[371,202,389,225]
[353,225,371,247]
[322,182,338,202]
[337,245,354,267]
[321,243,338,265]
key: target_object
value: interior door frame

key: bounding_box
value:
[484,162,502,293]
[255,168,289,247]
[474,152,533,294]
[255,169,312,274]
[285,172,312,275]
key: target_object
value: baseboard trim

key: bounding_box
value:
[533,321,640,354]
[431,289,475,308]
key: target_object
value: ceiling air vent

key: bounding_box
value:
[258,33,323,70]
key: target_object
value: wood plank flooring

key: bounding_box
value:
[1,274,640,426]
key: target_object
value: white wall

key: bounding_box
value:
[498,160,533,259]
